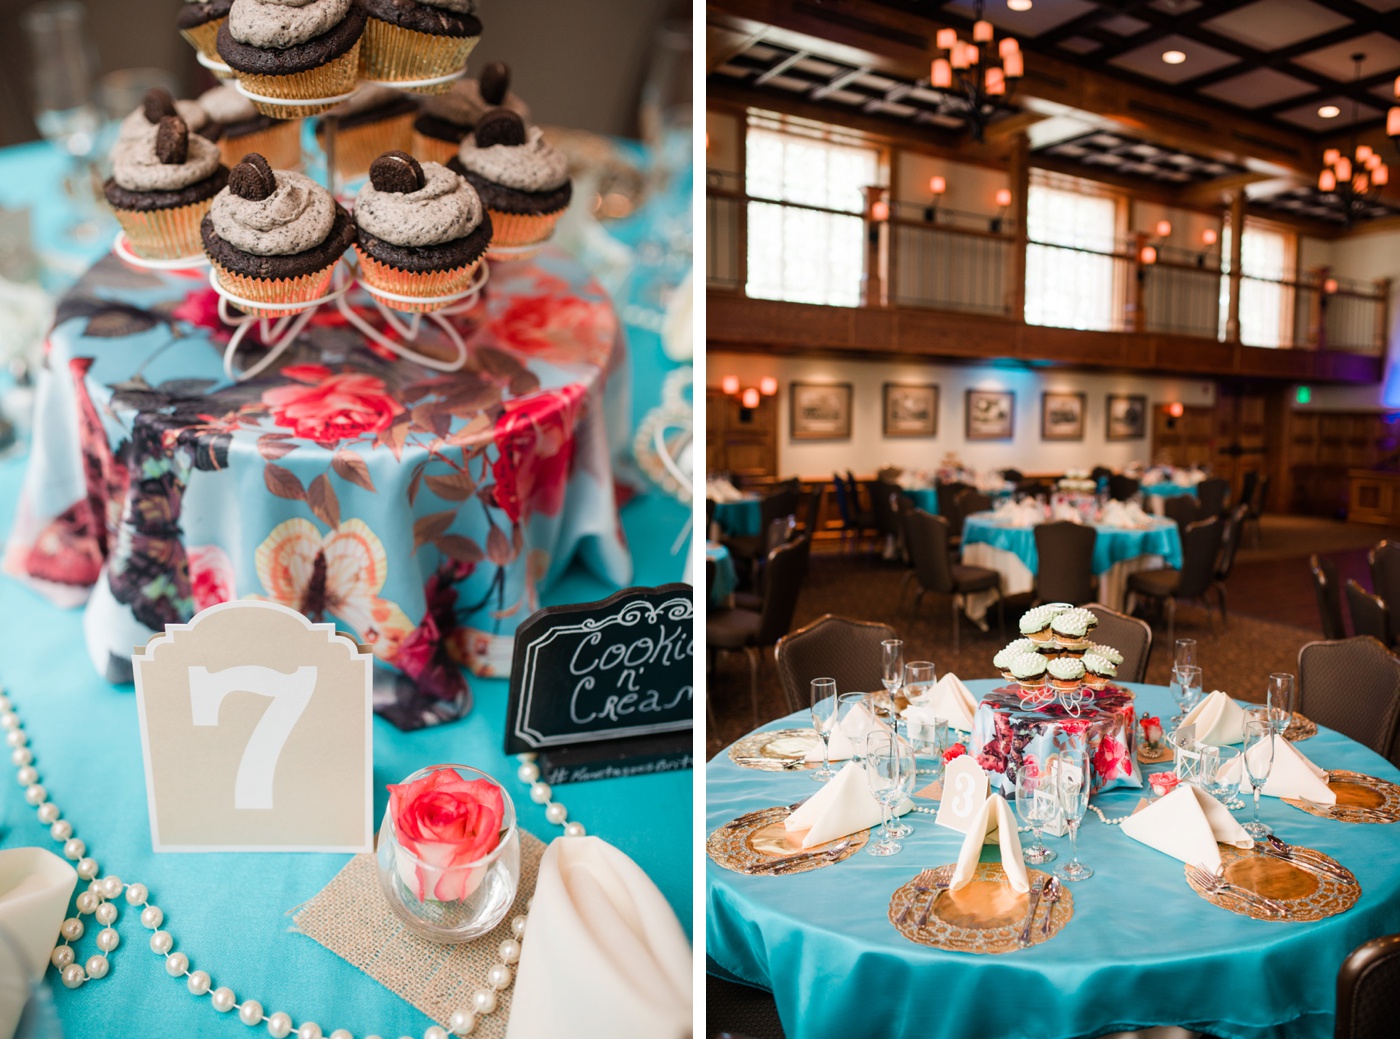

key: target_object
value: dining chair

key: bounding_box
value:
[872,479,904,554]
[800,484,825,541]
[845,471,877,538]
[1209,503,1250,629]
[1369,540,1400,646]
[734,516,798,612]
[1345,580,1390,645]
[903,508,1002,651]
[1108,474,1139,501]
[707,536,811,728]
[1018,481,1052,502]
[1239,471,1259,519]
[936,481,970,549]
[1195,477,1229,517]
[775,614,897,716]
[1244,473,1269,548]
[957,489,994,521]
[1090,465,1112,482]
[1125,515,1224,650]
[1083,603,1152,683]
[1298,636,1400,762]
[1336,932,1400,1039]
[1311,555,1347,641]
[1034,521,1097,605]
[1001,468,1024,483]
[830,473,856,552]
[723,484,798,566]
[1163,494,1198,533]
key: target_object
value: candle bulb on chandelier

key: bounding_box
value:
[999,37,1019,59]
[1323,148,1341,166]
[1375,164,1389,186]
[721,375,739,395]
[1336,156,1352,182]
[1388,107,1400,137]
[1003,51,1024,78]
[936,28,957,50]
[931,58,952,88]
[1357,145,1373,163]
[986,67,1005,95]
[741,388,760,409]
[950,42,970,70]
[1320,169,1337,192]
[973,19,993,43]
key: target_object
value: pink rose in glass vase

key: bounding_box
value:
[387,768,506,902]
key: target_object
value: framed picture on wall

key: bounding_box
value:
[883,383,938,437]
[791,382,853,440]
[1042,392,1086,441]
[1106,394,1148,441]
[965,389,1015,441]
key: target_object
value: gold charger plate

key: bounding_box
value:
[1282,770,1400,824]
[888,864,1072,954]
[1283,712,1317,743]
[707,805,868,874]
[1184,843,1359,921]
[728,728,821,771]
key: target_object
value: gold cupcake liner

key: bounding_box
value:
[179,18,225,63]
[234,41,363,118]
[354,248,483,313]
[113,197,214,261]
[410,131,461,167]
[318,111,414,179]
[220,119,304,171]
[358,18,478,93]
[208,260,337,319]
[485,208,564,254]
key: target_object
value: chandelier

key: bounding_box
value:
[929,0,1024,142]
[1318,54,1390,226]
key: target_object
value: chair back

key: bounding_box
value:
[1108,474,1139,501]
[705,558,716,611]
[1001,468,1024,483]
[1175,516,1224,599]
[1346,580,1391,644]
[831,473,853,527]
[1090,466,1112,482]
[1249,474,1269,519]
[1034,521,1097,605]
[957,489,993,520]
[1163,494,1198,532]
[845,471,864,515]
[1311,555,1347,641]
[905,508,955,595]
[1370,540,1400,644]
[1239,470,1259,514]
[803,485,825,538]
[872,480,902,536]
[755,536,810,647]
[1195,477,1230,516]
[764,515,796,554]
[1336,932,1400,1039]
[1083,603,1152,683]
[1298,636,1400,759]
[1018,481,1052,502]
[1214,503,1249,582]
[775,615,897,715]
[935,481,969,521]
[758,486,799,534]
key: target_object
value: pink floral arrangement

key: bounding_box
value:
[943,742,967,764]
[387,769,506,902]
[1148,772,1180,797]
[1141,715,1164,747]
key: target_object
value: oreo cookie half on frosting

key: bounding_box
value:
[450,109,571,215]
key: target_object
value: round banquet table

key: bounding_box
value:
[1142,482,1197,516]
[711,496,761,537]
[707,542,737,608]
[903,487,939,514]
[961,513,1182,621]
[706,680,1400,1039]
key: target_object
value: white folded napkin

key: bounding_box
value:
[804,720,857,762]
[950,794,1029,893]
[785,760,912,848]
[1227,734,1335,804]
[504,836,690,1039]
[1120,784,1251,872]
[1181,690,1247,746]
[910,673,979,732]
[1052,501,1083,524]
[0,848,79,1039]
[1100,500,1128,527]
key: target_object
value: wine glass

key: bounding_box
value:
[1267,673,1295,732]
[809,678,839,782]
[1174,639,1197,679]
[881,639,904,715]
[1054,744,1094,881]
[837,692,868,762]
[864,730,915,857]
[1169,664,1201,729]
[1015,764,1058,865]
[1241,718,1275,838]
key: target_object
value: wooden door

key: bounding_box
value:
[706,389,777,480]
[1213,388,1269,504]
[1150,405,1214,468]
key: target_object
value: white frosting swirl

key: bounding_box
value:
[197,85,259,125]
[211,170,335,255]
[420,77,529,127]
[457,125,568,193]
[113,132,222,192]
[228,0,351,49]
[354,162,482,247]
[117,99,208,143]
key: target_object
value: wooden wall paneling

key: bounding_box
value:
[708,389,778,480]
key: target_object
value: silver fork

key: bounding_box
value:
[733,756,807,770]
[1296,797,1397,823]
[896,869,940,925]
[1258,836,1351,882]
[916,872,953,928]
[1187,864,1288,916]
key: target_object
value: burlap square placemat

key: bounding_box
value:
[291,831,547,1038]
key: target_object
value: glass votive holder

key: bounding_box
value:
[376,764,520,942]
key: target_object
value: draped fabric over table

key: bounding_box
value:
[712,498,760,537]
[4,250,632,730]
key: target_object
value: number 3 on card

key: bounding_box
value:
[935,755,989,834]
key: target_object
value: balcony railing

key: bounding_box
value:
[890,201,1012,317]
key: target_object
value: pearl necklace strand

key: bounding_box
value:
[2,687,582,1039]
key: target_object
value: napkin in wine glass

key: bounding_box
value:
[785,760,912,848]
[950,794,1029,893]
[1181,690,1246,746]
[1120,784,1250,872]
[1225,734,1335,804]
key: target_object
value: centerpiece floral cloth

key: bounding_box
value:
[4,249,632,730]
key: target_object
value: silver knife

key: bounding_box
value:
[742,840,850,873]
[1017,877,1044,947]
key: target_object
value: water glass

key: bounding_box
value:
[864,730,915,857]
[904,661,937,700]
[1015,765,1058,865]
[809,677,839,782]
[1054,745,1094,881]
[1205,746,1242,805]
[1241,719,1275,838]
[906,712,947,777]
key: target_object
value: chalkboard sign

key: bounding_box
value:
[505,584,693,781]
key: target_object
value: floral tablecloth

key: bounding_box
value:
[5,249,632,730]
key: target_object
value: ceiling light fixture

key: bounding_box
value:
[1318,54,1388,227]
[1007,0,1032,11]
[929,0,1023,142]
[1318,105,1341,119]
[1162,50,1186,65]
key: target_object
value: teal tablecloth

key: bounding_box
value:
[706,680,1400,1039]
[707,542,736,607]
[1143,483,1196,498]
[712,497,761,537]
[903,487,938,514]
[963,513,1184,575]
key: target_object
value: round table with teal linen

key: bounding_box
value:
[706,680,1400,1039]
[1142,483,1197,498]
[902,487,939,514]
[707,542,737,608]
[712,497,762,537]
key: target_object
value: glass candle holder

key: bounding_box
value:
[376,764,520,942]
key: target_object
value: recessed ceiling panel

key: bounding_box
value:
[1202,0,1351,53]
[1109,33,1241,84]
[1198,67,1317,109]
[1292,32,1400,80]
[1275,95,1383,131]
[1100,14,1150,37]
[944,0,1098,37]
[1059,36,1103,55]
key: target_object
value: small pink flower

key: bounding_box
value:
[387,770,505,903]
[187,545,235,611]
[943,742,967,764]
[1093,735,1130,781]
[1149,772,1180,797]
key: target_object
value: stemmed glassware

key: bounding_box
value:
[881,639,904,718]
[1054,743,1094,881]
[1015,764,1059,865]
[864,730,915,857]
[1241,717,1275,838]
[1267,673,1295,733]
[809,678,839,782]
[837,692,868,762]
[1174,638,1197,676]
[1170,664,1202,730]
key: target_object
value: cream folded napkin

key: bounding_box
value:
[803,700,894,762]
[0,848,79,1039]
[505,836,689,1039]
[1181,690,1247,746]
[1226,734,1335,804]
[804,720,857,762]
[785,760,912,848]
[1051,501,1083,524]
[909,673,979,732]
[950,794,1029,893]
[1100,501,1129,527]
[1120,784,1251,872]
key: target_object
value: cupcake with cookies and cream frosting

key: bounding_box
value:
[217,0,366,118]
[116,89,212,155]
[451,108,570,253]
[358,0,481,92]
[197,85,303,170]
[353,151,491,310]
[105,115,228,260]
[411,62,528,165]
[177,0,235,66]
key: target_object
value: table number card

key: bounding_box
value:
[935,756,989,834]
[132,601,374,853]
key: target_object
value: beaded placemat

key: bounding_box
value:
[1184,843,1359,921]
[888,864,1072,954]
[1282,770,1400,823]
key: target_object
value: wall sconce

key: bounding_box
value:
[990,188,1012,233]
[721,375,739,395]
[1324,277,1339,294]
[1197,227,1218,268]
[1155,220,1172,238]
[1167,401,1184,418]
[924,175,946,222]
[1140,245,1158,265]
[720,375,778,415]
[741,388,760,409]
[869,191,889,245]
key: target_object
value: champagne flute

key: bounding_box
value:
[1054,743,1094,881]
[809,678,839,782]
[1174,639,1197,680]
[881,639,904,717]
[1016,764,1058,865]
[837,692,867,763]
[1267,673,1295,733]
[1169,664,1201,729]
[1241,718,1275,838]
[864,730,915,857]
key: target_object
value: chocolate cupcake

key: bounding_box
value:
[353,151,491,310]
[177,0,234,66]
[410,62,528,166]
[202,153,356,315]
[116,89,212,154]
[315,85,418,180]
[217,0,366,118]
[358,0,481,93]
[105,115,228,260]
[451,109,570,254]
[198,85,303,170]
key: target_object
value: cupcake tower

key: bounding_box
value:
[993,605,1123,694]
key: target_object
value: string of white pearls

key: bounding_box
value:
[1,688,594,1039]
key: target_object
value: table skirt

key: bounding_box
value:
[962,543,1166,621]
